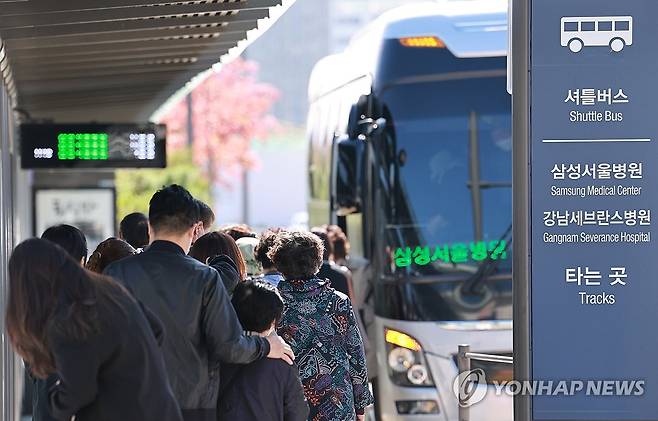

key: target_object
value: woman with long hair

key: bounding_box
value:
[189,231,246,294]
[6,238,182,421]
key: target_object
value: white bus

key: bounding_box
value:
[561,16,633,53]
[307,1,513,420]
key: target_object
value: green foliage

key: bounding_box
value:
[115,147,211,222]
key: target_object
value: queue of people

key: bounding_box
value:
[8,184,372,421]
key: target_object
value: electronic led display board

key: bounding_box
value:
[20,123,166,169]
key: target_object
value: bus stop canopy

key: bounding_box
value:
[0,0,281,122]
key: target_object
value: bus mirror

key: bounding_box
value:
[333,135,364,216]
[347,95,370,139]
[367,117,387,137]
[347,104,361,139]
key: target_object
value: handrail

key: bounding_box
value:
[457,344,514,421]
[465,352,513,364]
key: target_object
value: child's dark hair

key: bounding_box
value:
[231,280,284,333]
[119,212,149,249]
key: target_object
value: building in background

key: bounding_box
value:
[214,0,409,228]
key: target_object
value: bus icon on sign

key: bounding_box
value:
[561,16,633,53]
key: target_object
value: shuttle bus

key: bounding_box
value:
[561,16,633,53]
[306,1,513,419]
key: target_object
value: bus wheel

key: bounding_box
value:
[568,38,583,53]
[610,38,625,52]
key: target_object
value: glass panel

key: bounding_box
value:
[382,78,512,272]
[394,115,472,247]
[377,76,512,321]
[403,278,513,321]
[479,114,512,182]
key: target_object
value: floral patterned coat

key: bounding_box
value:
[278,278,373,421]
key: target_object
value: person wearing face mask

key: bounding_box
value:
[192,199,216,244]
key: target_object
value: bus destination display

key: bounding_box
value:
[20,123,166,169]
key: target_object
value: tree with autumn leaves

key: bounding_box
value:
[116,58,280,219]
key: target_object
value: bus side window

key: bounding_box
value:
[581,21,595,31]
[615,20,630,31]
[564,22,578,32]
[598,21,612,31]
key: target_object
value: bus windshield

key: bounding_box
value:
[378,76,513,321]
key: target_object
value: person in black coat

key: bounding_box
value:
[218,280,309,421]
[6,238,183,421]
[105,185,294,421]
[24,224,91,421]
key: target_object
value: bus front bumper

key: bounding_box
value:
[374,317,513,421]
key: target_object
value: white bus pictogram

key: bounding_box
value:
[561,16,633,53]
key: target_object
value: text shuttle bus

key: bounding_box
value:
[306,1,513,420]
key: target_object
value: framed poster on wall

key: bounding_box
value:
[34,188,116,253]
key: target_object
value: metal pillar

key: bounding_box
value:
[458,344,471,421]
[512,0,531,419]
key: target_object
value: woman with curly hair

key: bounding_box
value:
[254,228,285,286]
[270,231,373,421]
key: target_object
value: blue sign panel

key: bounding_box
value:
[531,1,658,419]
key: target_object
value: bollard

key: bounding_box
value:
[457,344,471,421]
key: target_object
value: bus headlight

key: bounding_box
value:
[407,364,429,385]
[385,328,434,387]
[388,347,415,373]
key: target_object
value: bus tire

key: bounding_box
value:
[610,38,625,52]
[568,38,583,53]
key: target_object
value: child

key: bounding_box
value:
[218,281,309,421]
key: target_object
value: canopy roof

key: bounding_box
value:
[0,0,281,122]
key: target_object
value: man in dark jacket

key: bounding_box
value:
[219,281,308,421]
[105,185,294,421]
